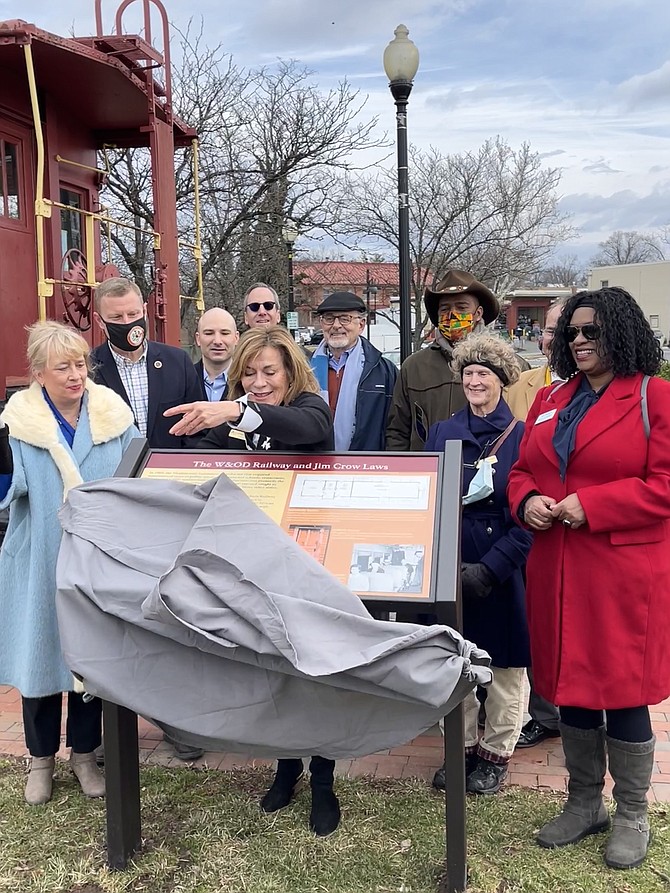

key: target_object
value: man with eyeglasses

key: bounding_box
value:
[504,296,566,749]
[243,283,282,329]
[310,292,397,451]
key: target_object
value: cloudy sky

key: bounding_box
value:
[3,0,670,263]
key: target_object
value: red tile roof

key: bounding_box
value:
[295,261,399,288]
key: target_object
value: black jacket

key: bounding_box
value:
[91,341,202,449]
[200,391,334,452]
[194,359,230,402]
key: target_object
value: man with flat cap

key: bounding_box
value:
[386,269,499,451]
[310,292,397,451]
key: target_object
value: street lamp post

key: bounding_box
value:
[365,269,378,341]
[282,222,299,318]
[383,24,419,364]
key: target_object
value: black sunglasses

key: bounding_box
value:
[246,301,276,312]
[565,323,602,342]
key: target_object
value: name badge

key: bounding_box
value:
[535,409,557,425]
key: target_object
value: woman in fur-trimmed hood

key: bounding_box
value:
[0,320,137,806]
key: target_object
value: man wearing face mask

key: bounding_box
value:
[91,278,202,449]
[386,269,500,451]
[91,278,205,762]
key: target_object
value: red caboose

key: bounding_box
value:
[0,0,199,402]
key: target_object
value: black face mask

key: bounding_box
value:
[104,317,147,352]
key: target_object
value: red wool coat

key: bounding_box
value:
[507,372,670,710]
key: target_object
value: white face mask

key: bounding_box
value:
[462,457,496,505]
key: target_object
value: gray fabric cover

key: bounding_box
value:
[56,475,492,759]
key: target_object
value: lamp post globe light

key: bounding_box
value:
[282,222,299,317]
[383,24,419,364]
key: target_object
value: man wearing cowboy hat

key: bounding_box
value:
[386,269,500,450]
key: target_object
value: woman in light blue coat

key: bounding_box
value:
[0,321,137,805]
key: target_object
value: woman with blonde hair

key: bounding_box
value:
[165,325,333,452]
[165,325,338,834]
[0,320,138,805]
[425,334,532,795]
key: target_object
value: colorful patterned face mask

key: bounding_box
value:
[438,311,474,342]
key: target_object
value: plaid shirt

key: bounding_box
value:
[110,345,149,436]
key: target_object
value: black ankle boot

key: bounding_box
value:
[261,759,303,813]
[309,756,341,836]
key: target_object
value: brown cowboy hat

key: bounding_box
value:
[424,269,499,326]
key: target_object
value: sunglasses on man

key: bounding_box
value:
[565,323,602,342]
[246,301,277,312]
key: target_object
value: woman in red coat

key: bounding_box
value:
[507,286,670,871]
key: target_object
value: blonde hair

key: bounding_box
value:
[228,326,319,404]
[450,333,521,386]
[26,321,91,374]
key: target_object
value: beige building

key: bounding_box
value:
[588,261,670,339]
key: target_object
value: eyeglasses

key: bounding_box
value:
[320,313,363,326]
[565,324,602,342]
[246,301,277,312]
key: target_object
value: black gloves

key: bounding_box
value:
[461,562,494,599]
[0,422,12,475]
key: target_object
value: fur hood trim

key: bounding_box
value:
[1,380,134,497]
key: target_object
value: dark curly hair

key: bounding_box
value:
[550,286,662,380]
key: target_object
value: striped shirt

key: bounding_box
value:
[110,345,149,436]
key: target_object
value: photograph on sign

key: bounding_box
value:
[139,452,440,601]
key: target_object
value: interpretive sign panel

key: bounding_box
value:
[139,451,441,603]
[108,441,467,892]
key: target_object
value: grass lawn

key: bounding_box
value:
[0,757,669,893]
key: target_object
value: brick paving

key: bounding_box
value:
[1,685,669,801]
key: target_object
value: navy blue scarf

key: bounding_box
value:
[552,377,604,480]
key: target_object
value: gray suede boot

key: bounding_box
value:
[537,724,610,848]
[25,755,55,805]
[604,735,655,869]
[70,750,105,798]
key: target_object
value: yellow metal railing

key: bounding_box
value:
[24,42,205,317]
[23,43,51,320]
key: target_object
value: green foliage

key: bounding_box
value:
[658,361,670,381]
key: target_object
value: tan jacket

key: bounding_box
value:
[504,364,549,421]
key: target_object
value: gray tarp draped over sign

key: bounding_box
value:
[55,475,492,759]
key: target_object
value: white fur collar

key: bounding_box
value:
[1,380,134,497]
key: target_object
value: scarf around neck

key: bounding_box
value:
[552,376,605,480]
[311,338,365,450]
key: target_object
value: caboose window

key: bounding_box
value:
[60,188,83,253]
[0,139,21,219]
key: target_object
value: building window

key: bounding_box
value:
[600,280,608,288]
[650,315,659,328]
[60,187,85,254]
[0,139,21,219]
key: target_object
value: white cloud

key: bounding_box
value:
[6,0,670,249]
